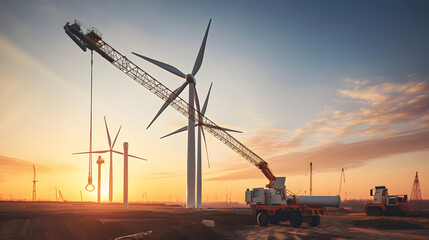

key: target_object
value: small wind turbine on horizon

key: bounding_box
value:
[73,116,146,202]
[161,83,242,208]
[32,165,38,202]
[132,19,214,208]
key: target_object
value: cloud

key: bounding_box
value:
[207,77,429,182]
[0,155,52,182]
[338,80,429,128]
[208,130,429,181]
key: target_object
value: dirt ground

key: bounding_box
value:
[0,202,428,240]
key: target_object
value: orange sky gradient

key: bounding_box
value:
[0,1,428,203]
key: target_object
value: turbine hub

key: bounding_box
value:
[186,74,196,84]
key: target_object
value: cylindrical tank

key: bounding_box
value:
[295,195,341,207]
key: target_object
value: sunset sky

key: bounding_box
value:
[0,0,428,203]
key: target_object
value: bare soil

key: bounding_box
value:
[0,202,428,240]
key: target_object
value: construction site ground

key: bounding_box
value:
[0,202,428,240]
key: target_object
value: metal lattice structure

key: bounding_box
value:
[411,171,422,201]
[64,21,274,182]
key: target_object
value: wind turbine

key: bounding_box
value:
[161,83,242,208]
[132,19,212,208]
[73,116,146,202]
[32,165,38,201]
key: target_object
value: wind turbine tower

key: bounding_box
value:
[310,162,312,196]
[161,83,241,208]
[32,165,38,201]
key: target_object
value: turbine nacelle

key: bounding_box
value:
[186,74,196,84]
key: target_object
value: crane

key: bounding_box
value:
[64,21,341,227]
[63,20,277,188]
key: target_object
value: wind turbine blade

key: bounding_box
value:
[112,125,122,149]
[160,126,188,139]
[203,124,243,133]
[193,86,201,113]
[132,52,186,79]
[128,154,147,161]
[112,150,123,155]
[201,82,213,115]
[104,116,112,149]
[112,150,147,161]
[192,19,212,76]
[72,150,110,155]
[193,86,205,127]
[147,82,188,129]
[200,127,210,168]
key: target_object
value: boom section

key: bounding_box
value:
[64,21,276,185]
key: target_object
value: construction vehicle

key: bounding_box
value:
[365,186,408,216]
[63,20,340,228]
[245,176,340,227]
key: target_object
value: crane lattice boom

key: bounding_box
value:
[64,21,276,186]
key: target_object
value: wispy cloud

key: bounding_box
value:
[0,155,51,182]
[208,76,429,181]
[0,155,77,182]
[208,130,429,181]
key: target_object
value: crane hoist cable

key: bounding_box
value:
[85,50,95,192]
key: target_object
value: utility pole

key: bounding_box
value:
[96,156,105,203]
[80,191,83,202]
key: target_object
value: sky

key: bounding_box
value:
[0,0,428,203]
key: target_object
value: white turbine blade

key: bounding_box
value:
[132,52,186,79]
[203,123,242,133]
[194,86,206,127]
[73,150,110,155]
[160,126,189,139]
[200,127,210,168]
[193,86,202,114]
[147,82,188,129]
[192,19,212,76]
[112,150,147,161]
[112,125,122,149]
[128,154,147,161]
[201,82,213,115]
[104,116,112,149]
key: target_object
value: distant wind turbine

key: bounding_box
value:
[73,116,146,202]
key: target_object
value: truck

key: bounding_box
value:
[364,186,408,216]
[245,175,340,227]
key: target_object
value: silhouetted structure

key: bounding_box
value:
[32,165,38,201]
[411,171,422,201]
[310,162,313,196]
[124,142,128,209]
[73,117,145,203]
[96,156,105,203]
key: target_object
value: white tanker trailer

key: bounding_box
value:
[245,177,341,227]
